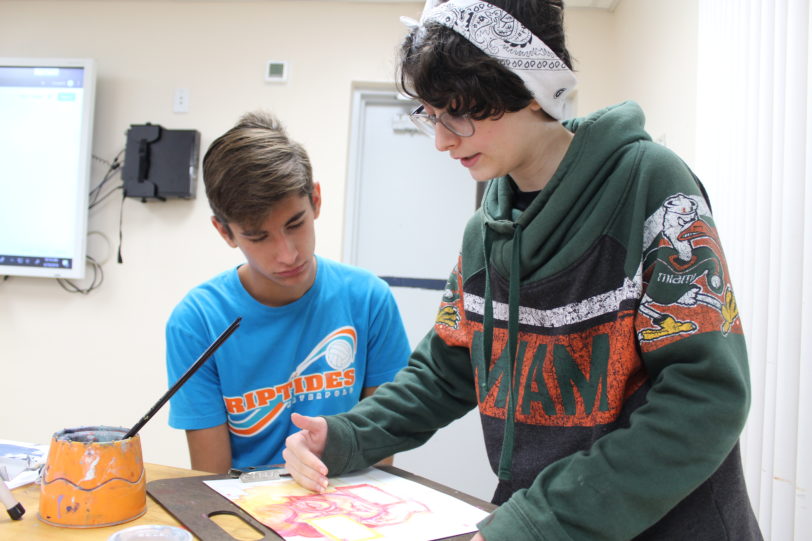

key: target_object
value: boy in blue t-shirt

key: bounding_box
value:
[166,111,410,473]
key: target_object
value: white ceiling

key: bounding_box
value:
[327,0,622,8]
[565,0,621,10]
[45,0,622,10]
[324,0,624,10]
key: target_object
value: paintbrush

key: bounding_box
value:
[124,317,242,439]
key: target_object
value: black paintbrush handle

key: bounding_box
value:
[124,317,242,439]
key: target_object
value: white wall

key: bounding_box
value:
[0,0,426,468]
[0,0,700,473]
[567,0,699,166]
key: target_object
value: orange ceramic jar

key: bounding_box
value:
[39,426,146,528]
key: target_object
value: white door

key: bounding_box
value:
[344,87,497,502]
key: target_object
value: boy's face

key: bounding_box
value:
[212,184,321,306]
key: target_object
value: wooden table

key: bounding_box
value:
[2,463,494,540]
[0,463,209,540]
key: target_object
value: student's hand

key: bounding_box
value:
[470,532,486,541]
[283,413,330,493]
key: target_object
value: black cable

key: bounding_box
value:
[92,152,120,169]
[55,255,104,295]
[89,154,120,194]
[90,185,124,208]
[89,149,124,209]
[117,189,126,264]
[51,150,129,293]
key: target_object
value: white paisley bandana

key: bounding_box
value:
[413,0,577,120]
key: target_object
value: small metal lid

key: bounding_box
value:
[107,524,193,541]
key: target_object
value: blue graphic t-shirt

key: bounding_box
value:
[166,256,410,469]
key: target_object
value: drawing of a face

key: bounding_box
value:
[237,482,429,539]
[662,194,698,262]
[494,14,515,37]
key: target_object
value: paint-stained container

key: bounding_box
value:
[39,426,146,528]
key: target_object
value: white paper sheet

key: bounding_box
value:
[0,439,49,489]
[205,468,489,541]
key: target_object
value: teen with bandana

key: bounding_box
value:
[283,2,762,539]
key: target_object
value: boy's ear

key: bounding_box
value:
[311,183,322,220]
[211,216,238,248]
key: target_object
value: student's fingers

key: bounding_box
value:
[283,440,329,492]
[290,413,328,449]
[289,413,328,459]
[285,413,329,492]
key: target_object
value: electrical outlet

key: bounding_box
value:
[173,88,190,113]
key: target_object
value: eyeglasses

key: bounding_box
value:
[409,105,475,138]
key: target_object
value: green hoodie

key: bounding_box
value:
[320,102,761,540]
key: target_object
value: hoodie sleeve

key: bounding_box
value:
[477,144,752,540]
[321,326,479,474]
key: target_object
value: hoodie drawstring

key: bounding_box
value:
[481,225,495,399]
[482,220,524,482]
[497,223,523,481]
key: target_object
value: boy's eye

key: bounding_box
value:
[288,221,304,230]
[246,234,267,243]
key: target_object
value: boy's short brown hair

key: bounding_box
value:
[202,111,314,232]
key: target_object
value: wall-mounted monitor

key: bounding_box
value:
[0,57,96,279]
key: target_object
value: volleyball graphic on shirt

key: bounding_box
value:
[224,327,358,437]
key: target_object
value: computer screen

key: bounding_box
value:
[0,58,96,279]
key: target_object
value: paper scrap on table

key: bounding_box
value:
[204,467,489,541]
[0,439,49,489]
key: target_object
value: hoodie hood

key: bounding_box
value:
[481,101,651,279]
[477,101,651,480]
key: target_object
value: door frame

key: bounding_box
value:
[343,84,417,265]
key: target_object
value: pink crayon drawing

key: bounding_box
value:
[240,483,429,539]
[204,468,489,541]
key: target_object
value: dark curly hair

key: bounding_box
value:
[398,0,572,120]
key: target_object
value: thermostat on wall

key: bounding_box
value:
[265,61,288,83]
